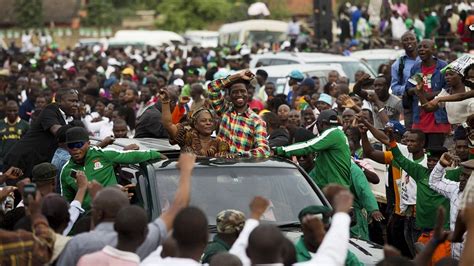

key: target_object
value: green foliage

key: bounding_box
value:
[267,0,290,20]
[15,0,43,28]
[156,0,232,32]
[83,0,122,27]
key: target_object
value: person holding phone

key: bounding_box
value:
[60,127,165,210]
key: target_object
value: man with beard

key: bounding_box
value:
[208,70,270,157]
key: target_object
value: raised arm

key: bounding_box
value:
[159,153,195,230]
[428,153,459,199]
[358,119,386,164]
[159,88,179,140]
[208,71,250,116]
[389,141,427,182]
[275,127,340,157]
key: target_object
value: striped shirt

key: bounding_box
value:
[0,215,55,266]
[208,78,270,158]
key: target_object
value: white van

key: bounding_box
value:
[109,30,185,48]
[184,30,219,48]
[218,19,288,47]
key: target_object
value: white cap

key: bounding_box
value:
[173,78,184,87]
[173,69,184,77]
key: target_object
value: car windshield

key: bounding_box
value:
[154,166,324,225]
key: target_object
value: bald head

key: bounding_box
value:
[246,224,285,264]
[114,205,148,247]
[210,253,242,266]
[92,187,130,225]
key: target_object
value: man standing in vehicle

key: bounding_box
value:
[60,127,165,210]
[208,70,270,157]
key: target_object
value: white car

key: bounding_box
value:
[351,49,406,73]
[249,52,376,84]
[251,64,346,94]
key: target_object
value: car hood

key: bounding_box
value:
[283,231,383,265]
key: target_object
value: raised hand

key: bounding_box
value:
[249,196,270,220]
[333,190,354,214]
[4,167,23,180]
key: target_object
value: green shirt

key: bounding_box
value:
[0,118,29,162]
[391,145,450,229]
[295,236,363,266]
[60,146,162,210]
[349,161,379,240]
[276,126,351,189]
[201,235,231,264]
[424,15,439,38]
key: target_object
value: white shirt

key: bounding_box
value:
[390,16,407,40]
[141,246,204,266]
[230,213,350,266]
[437,88,474,125]
[288,21,300,36]
[429,162,464,259]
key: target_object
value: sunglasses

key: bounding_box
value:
[67,141,86,149]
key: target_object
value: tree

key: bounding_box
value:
[15,0,43,28]
[83,0,121,27]
[156,0,232,32]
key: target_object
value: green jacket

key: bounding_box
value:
[391,145,450,229]
[349,161,379,240]
[201,235,231,264]
[60,146,162,210]
[295,236,363,266]
[276,126,351,188]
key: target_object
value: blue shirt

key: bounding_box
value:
[390,55,419,96]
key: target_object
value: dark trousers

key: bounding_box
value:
[387,213,413,258]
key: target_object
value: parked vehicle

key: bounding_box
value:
[92,138,384,265]
[351,49,405,72]
[251,64,346,94]
[218,19,288,47]
[184,30,219,48]
[249,52,376,84]
[109,30,185,48]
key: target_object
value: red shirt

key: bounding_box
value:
[412,64,451,133]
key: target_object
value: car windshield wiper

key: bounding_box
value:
[276,222,301,230]
[208,225,218,233]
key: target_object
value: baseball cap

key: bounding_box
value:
[317,109,339,125]
[316,93,333,106]
[216,209,246,234]
[122,67,134,76]
[173,68,184,77]
[32,162,57,183]
[298,205,332,223]
[426,146,448,159]
[385,120,406,135]
[66,127,89,144]
[173,78,184,87]
[287,70,305,81]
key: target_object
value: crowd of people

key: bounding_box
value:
[0,2,474,265]
[332,1,474,53]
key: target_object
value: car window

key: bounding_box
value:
[257,58,272,66]
[270,59,297,65]
[154,167,323,224]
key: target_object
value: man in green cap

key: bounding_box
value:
[295,205,363,266]
[60,127,165,210]
[201,209,246,264]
